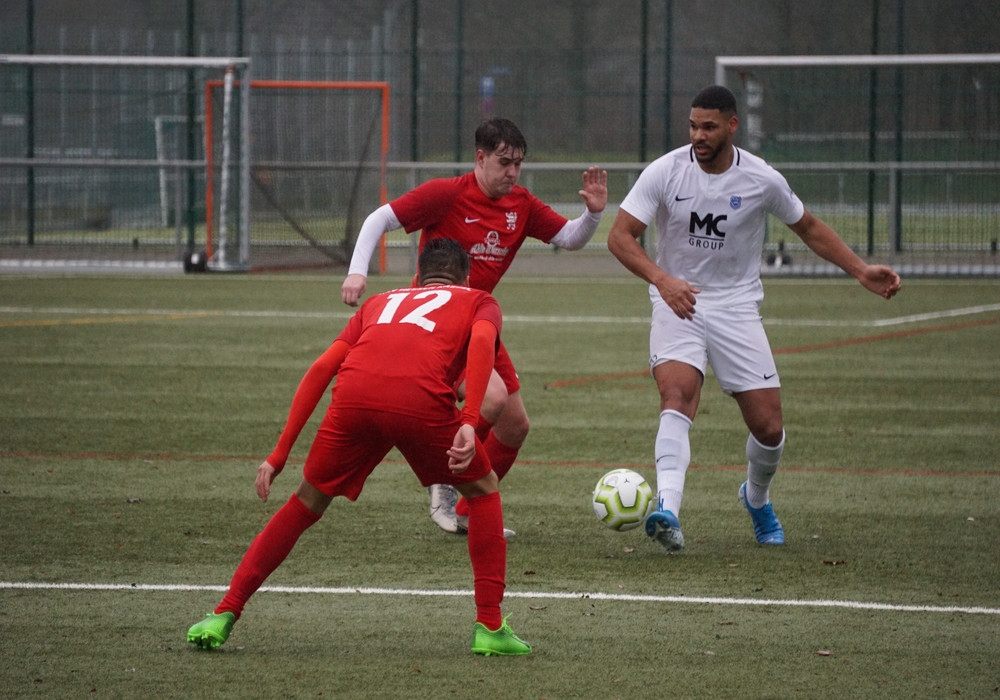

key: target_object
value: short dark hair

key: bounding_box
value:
[475,117,528,156]
[418,238,470,285]
[691,85,738,116]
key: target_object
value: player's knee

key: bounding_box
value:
[513,415,530,443]
[751,422,784,448]
[494,407,530,446]
[456,472,498,500]
[480,380,509,425]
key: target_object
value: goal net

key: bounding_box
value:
[0,54,249,272]
[205,80,389,271]
[715,53,1000,274]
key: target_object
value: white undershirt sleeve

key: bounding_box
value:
[548,208,602,251]
[347,203,402,277]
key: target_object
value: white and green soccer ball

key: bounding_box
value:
[592,468,654,531]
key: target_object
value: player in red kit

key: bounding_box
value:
[342,118,608,535]
[187,239,532,656]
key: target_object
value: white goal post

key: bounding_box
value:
[0,54,251,271]
[714,52,1000,153]
[711,53,1000,274]
[715,52,1000,87]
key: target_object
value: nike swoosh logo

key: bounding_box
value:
[465,217,480,223]
[675,195,694,201]
[763,373,777,380]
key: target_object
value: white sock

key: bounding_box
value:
[654,409,692,515]
[745,431,785,508]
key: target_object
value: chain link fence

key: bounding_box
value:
[1,0,998,273]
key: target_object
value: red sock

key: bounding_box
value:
[475,415,493,443]
[467,491,505,630]
[215,493,321,618]
[456,433,520,517]
[484,432,520,481]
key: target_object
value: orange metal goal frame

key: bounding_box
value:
[203,79,391,271]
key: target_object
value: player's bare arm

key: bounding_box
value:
[789,209,901,299]
[258,341,351,505]
[255,460,278,502]
[607,208,699,320]
[656,275,701,321]
[857,265,903,299]
[341,273,367,306]
[447,423,477,473]
[548,165,607,249]
[578,166,609,213]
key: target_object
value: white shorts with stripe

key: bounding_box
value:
[648,283,780,395]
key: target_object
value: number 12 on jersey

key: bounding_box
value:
[376,290,453,332]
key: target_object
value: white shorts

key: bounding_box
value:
[648,286,780,395]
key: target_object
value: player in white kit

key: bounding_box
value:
[607,85,901,553]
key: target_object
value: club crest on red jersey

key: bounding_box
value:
[470,230,511,260]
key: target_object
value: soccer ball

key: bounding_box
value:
[592,468,654,531]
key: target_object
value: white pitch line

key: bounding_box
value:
[502,313,649,324]
[0,306,354,320]
[1,581,996,616]
[765,303,1000,327]
[1,304,998,327]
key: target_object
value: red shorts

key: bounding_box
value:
[455,340,519,395]
[302,404,492,500]
[493,341,520,394]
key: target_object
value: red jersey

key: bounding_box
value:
[331,284,502,418]
[389,172,569,292]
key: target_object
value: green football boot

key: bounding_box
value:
[471,616,532,656]
[187,611,236,649]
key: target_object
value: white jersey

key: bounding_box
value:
[620,145,804,298]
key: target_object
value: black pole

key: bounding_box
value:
[639,0,649,162]
[453,0,464,165]
[866,0,879,256]
[185,0,197,254]
[893,0,904,253]
[235,0,244,56]
[410,0,419,161]
[26,0,35,246]
[663,0,673,154]
[235,0,244,257]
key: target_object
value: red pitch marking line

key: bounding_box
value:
[0,451,256,463]
[1,581,997,616]
[774,316,1000,355]
[514,459,997,479]
[544,369,647,389]
[544,316,1000,390]
[0,311,220,328]
[2,451,995,478]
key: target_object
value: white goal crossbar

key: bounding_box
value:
[715,53,1000,86]
[0,55,248,69]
